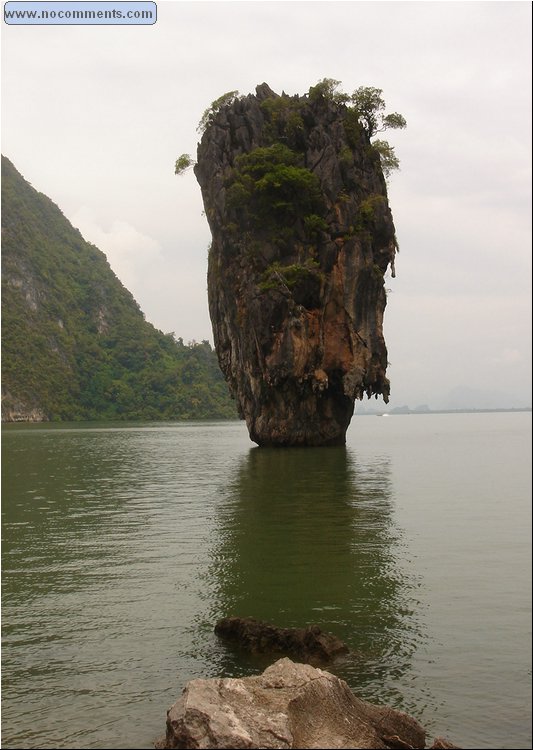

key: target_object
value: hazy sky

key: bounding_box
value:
[2,1,531,409]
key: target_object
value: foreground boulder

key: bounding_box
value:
[195,83,397,446]
[155,658,458,749]
[215,616,349,663]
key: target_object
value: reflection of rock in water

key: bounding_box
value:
[206,447,427,711]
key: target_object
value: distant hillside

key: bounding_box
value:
[1,156,237,422]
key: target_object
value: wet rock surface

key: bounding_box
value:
[155,657,459,749]
[195,84,397,446]
[214,616,349,663]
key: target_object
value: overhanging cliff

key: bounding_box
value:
[195,83,398,446]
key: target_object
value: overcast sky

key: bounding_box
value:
[2,1,531,409]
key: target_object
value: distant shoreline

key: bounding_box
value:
[2,408,531,426]
[355,407,532,416]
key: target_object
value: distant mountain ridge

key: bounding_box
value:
[1,155,237,422]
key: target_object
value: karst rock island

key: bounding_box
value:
[193,82,400,446]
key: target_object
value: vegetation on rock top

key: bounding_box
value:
[225,143,325,245]
[175,79,406,179]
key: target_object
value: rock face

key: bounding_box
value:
[214,617,349,663]
[156,657,453,749]
[195,84,397,446]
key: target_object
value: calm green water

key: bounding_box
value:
[1,413,531,749]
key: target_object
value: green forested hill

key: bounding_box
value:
[1,155,237,422]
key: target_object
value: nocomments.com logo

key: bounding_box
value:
[4,1,157,25]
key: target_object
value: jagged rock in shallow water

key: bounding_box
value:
[214,616,349,663]
[155,657,459,749]
[195,84,397,446]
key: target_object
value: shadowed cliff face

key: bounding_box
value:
[195,84,397,446]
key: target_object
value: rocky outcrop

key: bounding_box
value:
[155,657,458,749]
[1,390,46,422]
[195,84,397,446]
[214,617,349,663]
